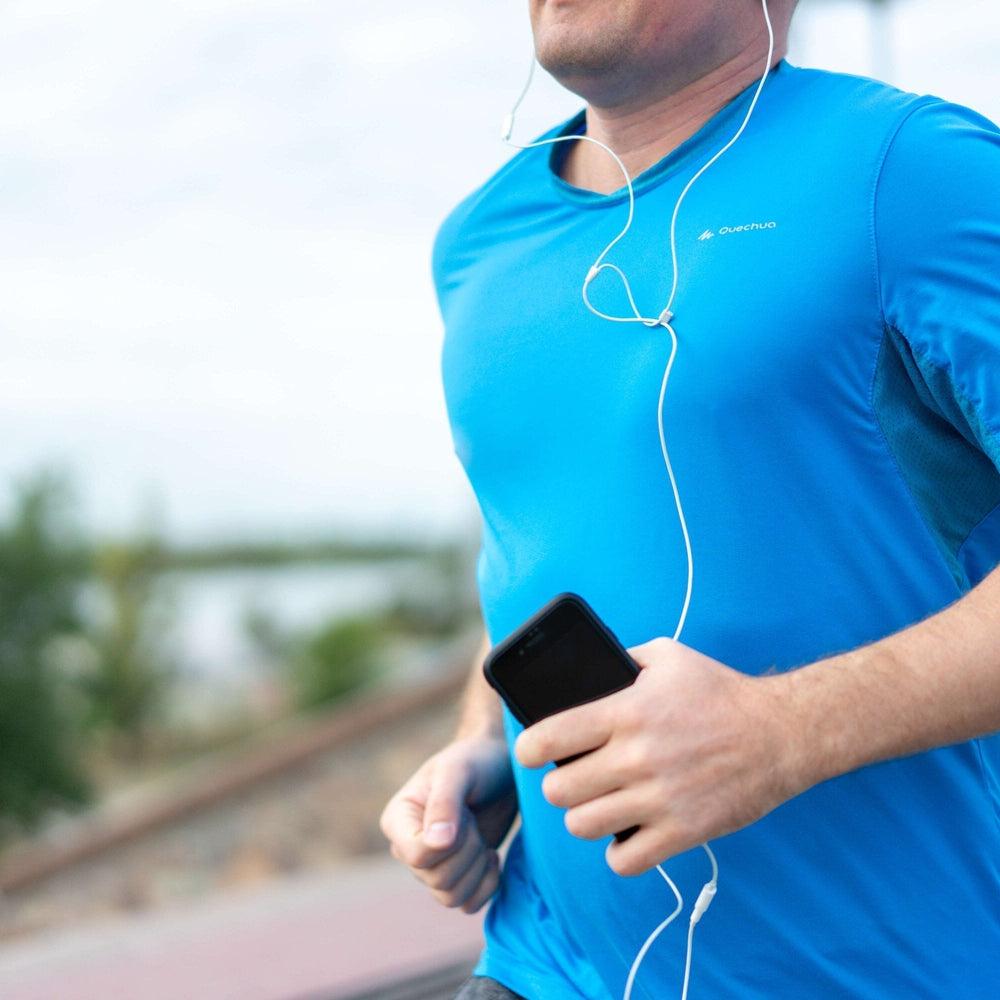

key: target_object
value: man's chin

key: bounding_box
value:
[536,38,631,91]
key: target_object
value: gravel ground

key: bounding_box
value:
[0,687,462,943]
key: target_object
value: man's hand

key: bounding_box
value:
[514,638,808,877]
[379,735,518,913]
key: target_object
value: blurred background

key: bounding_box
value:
[0,0,998,997]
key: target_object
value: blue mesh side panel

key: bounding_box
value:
[873,325,1000,588]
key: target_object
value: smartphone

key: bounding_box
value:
[483,592,640,840]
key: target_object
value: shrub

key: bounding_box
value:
[0,475,90,833]
[291,616,383,710]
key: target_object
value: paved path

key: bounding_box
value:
[0,856,484,1000]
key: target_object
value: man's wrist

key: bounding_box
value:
[453,632,507,743]
[761,653,871,797]
[772,639,920,793]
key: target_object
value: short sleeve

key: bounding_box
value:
[875,100,1000,468]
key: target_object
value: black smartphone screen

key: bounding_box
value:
[484,594,641,841]
[483,593,639,727]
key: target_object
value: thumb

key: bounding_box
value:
[421,753,474,850]
[627,637,676,671]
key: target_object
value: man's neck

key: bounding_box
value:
[560,47,784,195]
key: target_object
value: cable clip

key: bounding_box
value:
[657,307,674,327]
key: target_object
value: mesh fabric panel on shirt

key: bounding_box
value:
[873,324,1000,587]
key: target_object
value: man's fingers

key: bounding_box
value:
[627,637,677,670]
[605,819,698,878]
[382,750,481,869]
[405,809,499,909]
[459,851,502,914]
[562,785,643,842]
[380,735,514,916]
[515,698,615,769]
[430,844,498,910]
[541,746,625,808]
[416,813,481,888]
[380,791,428,853]
[421,754,474,849]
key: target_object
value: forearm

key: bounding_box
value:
[785,565,1000,789]
[454,631,506,742]
[514,567,1000,872]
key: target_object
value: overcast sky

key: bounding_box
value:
[1,0,998,542]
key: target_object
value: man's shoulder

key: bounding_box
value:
[431,111,583,285]
[767,62,1000,178]
[775,62,932,127]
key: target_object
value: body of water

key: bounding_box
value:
[160,559,430,682]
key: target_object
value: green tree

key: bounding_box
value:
[291,616,383,710]
[82,537,174,759]
[0,475,90,833]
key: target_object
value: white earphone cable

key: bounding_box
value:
[501,3,773,997]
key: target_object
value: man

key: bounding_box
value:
[381,1,1000,996]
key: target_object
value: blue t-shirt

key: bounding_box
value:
[435,62,1000,999]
